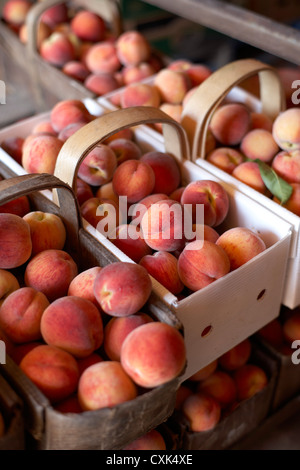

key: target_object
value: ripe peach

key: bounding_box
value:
[175,384,193,410]
[1,136,24,164]
[85,41,121,74]
[84,72,120,95]
[0,269,20,307]
[206,147,244,174]
[177,240,230,291]
[68,266,102,307]
[218,339,252,371]
[250,112,273,132]
[169,187,185,203]
[32,121,56,136]
[122,62,155,85]
[80,197,120,234]
[108,138,142,165]
[282,312,300,343]
[233,364,268,401]
[93,262,152,317]
[116,30,151,66]
[76,178,94,205]
[123,429,166,450]
[154,69,191,105]
[130,193,170,226]
[112,159,155,203]
[0,213,32,269]
[120,83,161,108]
[197,370,237,408]
[95,182,119,204]
[70,10,106,42]
[23,211,66,256]
[103,127,134,144]
[185,63,212,87]
[20,344,79,404]
[154,103,183,132]
[240,129,279,163]
[78,144,117,186]
[139,251,184,295]
[54,394,83,414]
[271,150,300,184]
[77,352,104,376]
[41,3,68,28]
[58,121,87,142]
[62,60,90,82]
[41,296,103,358]
[24,249,78,302]
[140,151,181,195]
[273,183,300,216]
[2,0,32,26]
[272,108,300,151]
[189,223,220,243]
[22,134,63,174]
[210,103,251,146]
[180,179,229,227]
[40,32,76,67]
[232,161,268,194]
[10,341,41,365]
[0,195,30,217]
[189,359,218,382]
[50,99,92,133]
[104,312,153,361]
[258,318,284,348]
[121,321,186,388]
[216,227,266,271]
[182,392,221,432]
[109,224,152,263]
[78,361,137,410]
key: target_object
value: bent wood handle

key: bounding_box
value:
[181,58,286,162]
[26,0,122,55]
[53,106,190,205]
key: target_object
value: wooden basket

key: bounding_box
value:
[180,58,300,310]
[0,373,25,450]
[0,172,183,450]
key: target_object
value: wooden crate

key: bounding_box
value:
[0,372,25,450]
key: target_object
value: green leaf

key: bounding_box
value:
[253,159,293,205]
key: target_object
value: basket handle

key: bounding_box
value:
[53,106,190,204]
[25,0,123,54]
[181,58,286,162]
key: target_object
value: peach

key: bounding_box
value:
[58,121,87,142]
[180,179,229,227]
[139,251,184,295]
[240,129,280,163]
[2,0,32,26]
[78,144,117,186]
[104,312,153,361]
[273,183,300,216]
[32,121,56,136]
[23,211,66,256]
[250,112,273,132]
[0,287,49,344]
[85,41,121,74]
[122,62,155,85]
[77,352,104,376]
[40,32,76,67]
[121,321,186,388]
[189,359,218,382]
[62,60,90,82]
[177,240,230,291]
[0,195,30,217]
[93,262,152,317]
[0,269,20,307]
[272,108,300,151]
[206,147,244,174]
[185,63,212,87]
[140,151,181,195]
[218,339,252,371]
[41,3,68,28]
[103,128,134,144]
[20,344,79,404]
[216,227,266,271]
[282,312,300,343]
[154,69,191,105]
[232,161,268,194]
[189,223,220,243]
[210,103,251,146]
[68,266,102,307]
[108,138,142,165]
[233,364,268,401]
[130,193,170,226]
[22,134,64,174]
[78,361,138,410]
[271,150,300,184]
[1,136,24,164]
[205,128,217,155]
[0,213,32,269]
[140,199,186,252]
[123,429,166,450]
[19,20,51,47]
[10,341,41,365]
[95,181,119,204]
[50,99,92,134]
[24,249,78,302]
[167,59,192,72]
[120,83,161,109]
[70,10,106,42]
[258,318,284,348]
[112,159,155,203]
[84,71,120,96]
[109,224,153,263]
[40,296,103,358]
[54,394,83,414]
[116,30,151,66]
[197,370,237,408]
[76,177,94,205]
[169,187,185,203]
[154,103,183,132]
[182,392,221,432]
[80,197,120,234]
[175,384,193,410]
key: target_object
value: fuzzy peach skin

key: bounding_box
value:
[140,151,181,196]
[116,30,151,66]
[186,63,212,87]
[218,338,252,371]
[95,182,119,204]
[103,127,134,144]
[40,3,68,28]
[189,359,218,382]
[120,83,161,109]
[0,269,20,307]
[123,429,166,450]
[70,10,106,42]
[108,138,142,165]
[80,197,120,234]
[76,352,104,376]
[85,41,121,74]
[216,227,266,271]
[40,32,76,67]
[54,394,83,414]
[112,159,155,204]
[181,392,221,432]
[140,199,186,253]
[0,194,30,217]
[273,182,300,216]
[122,62,156,85]
[197,370,237,408]
[22,134,64,174]
[78,361,138,411]
[40,296,103,358]
[62,60,90,83]
[23,211,66,256]
[240,129,280,163]
[174,384,193,410]
[50,100,93,134]
[272,108,300,151]
[84,72,120,96]
[76,177,94,205]
[0,213,32,269]
[32,120,56,136]
[108,224,153,263]
[20,344,80,404]
[257,319,284,348]
[282,312,300,343]
[232,161,268,194]
[180,179,229,227]
[139,251,184,295]
[104,313,153,361]
[210,103,252,146]
[177,240,230,292]
[0,287,49,344]
[120,322,186,388]
[68,266,102,307]
[250,112,273,132]
[130,193,170,226]
[233,364,268,401]
[78,144,117,186]
[206,147,244,174]
[2,0,32,26]
[271,150,300,184]
[189,223,220,243]
[154,103,183,133]
[93,262,152,317]
[24,249,78,302]
[10,341,42,365]
[57,121,88,141]
[153,69,191,105]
